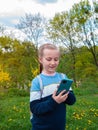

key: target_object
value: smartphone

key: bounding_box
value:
[56,78,73,95]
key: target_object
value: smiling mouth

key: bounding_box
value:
[49,66,56,69]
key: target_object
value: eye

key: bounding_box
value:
[45,57,59,61]
[45,58,52,61]
[54,58,59,61]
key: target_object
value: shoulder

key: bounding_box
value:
[30,75,40,91]
[56,72,67,79]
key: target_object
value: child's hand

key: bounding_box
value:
[52,90,69,104]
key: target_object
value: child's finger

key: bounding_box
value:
[59,90,66,96]
[53,90,57,97]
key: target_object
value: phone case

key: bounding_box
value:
[56,78,73,95]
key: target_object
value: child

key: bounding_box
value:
[30,43,76,130]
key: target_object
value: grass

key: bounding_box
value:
[0,96,31,130]
[66,95,98,130]
[66,79,98,130]
[0,79,98,130]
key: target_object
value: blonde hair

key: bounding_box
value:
[38,43,59,58]
[38,43,60,73]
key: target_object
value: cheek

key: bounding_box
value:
[57,62,59,65]
[57,60,59,64]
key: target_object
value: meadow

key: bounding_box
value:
[0,79,98,130]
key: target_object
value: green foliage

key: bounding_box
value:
[57,46,98,81]
[0,36,38,88]
[0,0,98,89]
[72,0,92,24]
[94,2,98,13]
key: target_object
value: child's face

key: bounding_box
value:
[39,48,60,74]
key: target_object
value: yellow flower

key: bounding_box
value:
[8,118,12,122]
[31,68,39,77]
[0,68,10,82]
[88,120,92,125]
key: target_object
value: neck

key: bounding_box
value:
[42,71,56,76]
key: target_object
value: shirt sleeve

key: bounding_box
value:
[30,97,59,115]
[30,77,59,115]
[65,91,76,105]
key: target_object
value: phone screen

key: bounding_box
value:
[56,79,73,95]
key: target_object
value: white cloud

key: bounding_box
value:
[0,0,30,17]
[0,0,81,27]
[0,0,81,17]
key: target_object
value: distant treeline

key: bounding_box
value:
[0,36,98,89]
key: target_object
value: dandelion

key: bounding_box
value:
[89,108,98,117]
[13,105,19,112]
[8,118,12,122]
[72,111,85,120]
[94,112,98,117]
[13,105,16,110]
[88,120,92,125]
[66,125,68,129]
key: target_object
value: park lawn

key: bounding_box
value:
[0,96,31,130]
[0,82,98,130]
[66,95,98,130]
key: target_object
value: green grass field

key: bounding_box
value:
[0,80,98,130]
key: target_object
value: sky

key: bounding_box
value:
[0,0,82,28]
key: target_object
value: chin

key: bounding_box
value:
[48,68,56,73]
[48,70,55,73]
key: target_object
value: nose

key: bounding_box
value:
[51,59,56,65]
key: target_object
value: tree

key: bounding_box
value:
[46,11,79,85]
[0,24,6,35]
[0,65,11,88]
[17,13,46,47]
[0,36,38,88]
[72,0,98,67]
[46,0,98,85]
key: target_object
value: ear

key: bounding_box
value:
[38,57,42,64]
